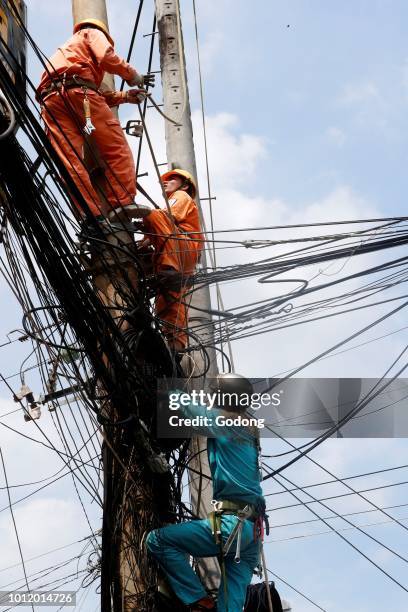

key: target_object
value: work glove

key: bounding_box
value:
[126,71,144,88]
[125,89,146,104]
[127,72,155,88]
[142,73,155,88]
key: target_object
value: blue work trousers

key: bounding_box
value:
[146,515,260,611]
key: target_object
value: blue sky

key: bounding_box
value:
[1,1,408,611]
[182,0,408,211]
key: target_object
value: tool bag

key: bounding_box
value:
[245,581,283,612]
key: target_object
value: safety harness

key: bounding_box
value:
[209,500,255,562]
[38,76,100,101]
[208,498,269,612]
[38,76,99,138]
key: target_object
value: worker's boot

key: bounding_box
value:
[108,202,152,221]
[189,596,216,611]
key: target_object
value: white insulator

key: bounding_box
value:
[29,404,41,420]
[15,384,33,400]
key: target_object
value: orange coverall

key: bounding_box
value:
[143,190,203,348]
[37,28,138,218]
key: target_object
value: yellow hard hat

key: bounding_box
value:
[161,169,197,198]
[73,19,114,46]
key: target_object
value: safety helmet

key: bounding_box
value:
[209,373,253,412]
[161,168,197,198]
[73,19,114,46]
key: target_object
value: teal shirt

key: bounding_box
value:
[179,397,265,507]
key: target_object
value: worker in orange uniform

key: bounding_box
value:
[141,169,203,354]
[37,18,154,220]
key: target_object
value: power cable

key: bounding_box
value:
[267,568,327,612]
[263,462,408,497]
[263,462,408,594]
[0,447,34,612]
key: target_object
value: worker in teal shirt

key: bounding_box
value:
[146,374,266,612]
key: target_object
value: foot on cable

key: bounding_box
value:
[189,596,217,611]
[108,202,152,222]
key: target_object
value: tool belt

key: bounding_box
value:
[208,499,257,565]
[208,498,269,561]
[209,499,256,519]
[38,77,100,102]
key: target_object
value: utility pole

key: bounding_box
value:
[70,3,160,611]
[71,0,219,604]
[155,0,220,591]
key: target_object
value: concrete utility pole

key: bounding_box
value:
[71,3,145,611]
[72,0,115,94]
[155,0,220,591]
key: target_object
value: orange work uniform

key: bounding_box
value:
[143,190,203,349]
[37,28,139,218]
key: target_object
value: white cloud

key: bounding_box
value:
[335,79,393,133]
[192,111,268,192]
[123,108,267,199]
[182,0,231,57]
[339,81,381,106]
[196,30,224,75]
[326,126,346,147]
[0,497,86,563]
[301,185,372,222]
[147,108,400,380]
[0,399,100,599]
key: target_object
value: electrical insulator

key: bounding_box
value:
[29,404,41,420]
[23,402,41,421]
[14,383,33,401]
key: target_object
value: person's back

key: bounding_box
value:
[169,385,264,508]
[38,27,135,92]
[208,427,264,508]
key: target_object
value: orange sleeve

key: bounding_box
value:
[169,191,195,224]
[86,29,138,81]
[143,191,200,234]
[101,90,127,107]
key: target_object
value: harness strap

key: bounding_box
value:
[210,498,256,516]
[208,511,229,612]
[261,543,274,612]
[38,77,100,102]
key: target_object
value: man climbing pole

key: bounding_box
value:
[139,169,203,355]
[147,374,267,612]
[37,18,154,220]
